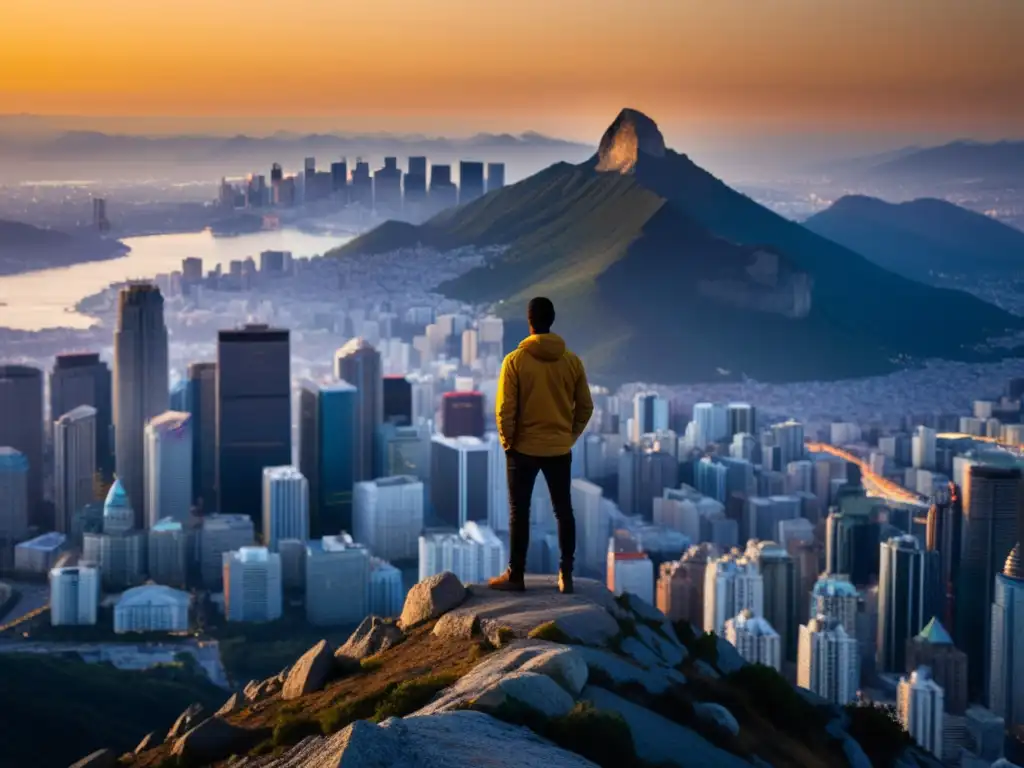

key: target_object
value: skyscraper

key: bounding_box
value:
[572,478,609,578]
[907,617,968,715]
[353,475,424,562]
[726,609,782,671]
[144,411,192,528]
[223,547,282,622]
[0,364,44,526]
[656,543,719,625]
[217,325,291,530]
[428,164,457,211]
[430,436,490,528]
[956,465,1021,696]
[299,381,357,537]
[485,162,505,193]
[0,448,29,550]
[262,466,309,552]
[747,540,799,664]
[113,284,169,527]
[382,376,412,426]
[49,565,100,626]
[335,338,382,482]
[50,353,112,478]
[404,157,428,211]
[726,403,756,438]
[797,614,859,705]
[898,666,945,757]
[458,161,485,204]
[305,534,370,626]
[187,362,217,512]
[877,535,941,673]
[809,575,860,636]
[926,486,962,630]
[441,391,485,439]
[54,405,97,534]
[704,551,763,636]
[989,543,1024,727]
[634,393,670,443]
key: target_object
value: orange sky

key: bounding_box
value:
[2,0,1023,139]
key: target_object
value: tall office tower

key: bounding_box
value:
[49,565,100,626]
[633,393,670,442]
[691,402,728,444]
[607,531,655,605]
[404,157,428,211]
[430,436,490,528]
[330,160,348,195]
[223,546,282,622]
[53,406,97,534]
[418,522,505,584]
[989,543,1024,727]
[304,156,316,177]
[770,420,805,468]
[956,465,1021,697]
[726,403,756,438]
[92,197,110,231]
[369,557,403,617]
[335,338,382,483]
[0,448,29,556]
[169,379,187,413]
[51,353,113,478]
[353,476,423,562]
[113,285,169,526]
[797,614,859,704]
[695,457,729,503]
[148,518,188,587]
[428,164,458,211]
[262,466,309,552]
[912,426,937,470]
[704,551,764,635]
[477,315,504,358]
[373,157,403,213]
[809,576,860,636]
[186,362,217,511]
[377,422,431,485]
[485,162,505,193]
[270,162,283,184]
[217,325,291,530]
[825,499,885,587]
[726,609,782,670]
[200,513,255,590]
[305,533,370,626]
[927,491,962,630]
[143,411,192,528]
[653,494,700,544]
[572,479,608,578]
[382,376,412,426]
[907,617,968,715]
[747,541,799,664]
[877,535,941,673]
[299,382,357,537]
[0,365,43,526]
[898,667,945,757]
[657,543,719,625]
[458,161,485,204]
[442,391,485,438]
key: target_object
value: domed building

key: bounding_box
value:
[103,477,134,534]
[113,583,190,634]
[82,477,146,590]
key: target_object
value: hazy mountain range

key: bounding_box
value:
[335,109,1022,385]
[804,196,1024,284]
[826,140,1024,186]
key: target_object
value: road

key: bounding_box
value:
[806,442,930,508]
[0,582,50,634]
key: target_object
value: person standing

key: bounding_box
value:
[489,297,594,594]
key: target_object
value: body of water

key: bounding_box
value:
[0,228,352,331]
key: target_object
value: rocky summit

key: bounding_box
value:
[115,574,941,768]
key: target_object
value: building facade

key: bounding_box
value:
[224,546,282,622]
[49,565,100,626]
[54,405,97,534]
[144,411,193,527]
[353,475,424,563]
[305,534,370,626]
[262,466,309,552]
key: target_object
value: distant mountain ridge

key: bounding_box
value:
[804,195,1024,284]
[0,218,127,276]
[837,139,1024,185]
[334,108,1023,385]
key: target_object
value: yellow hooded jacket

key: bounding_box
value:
[495,333,594,456]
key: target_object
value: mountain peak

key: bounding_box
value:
[596,108,665,173]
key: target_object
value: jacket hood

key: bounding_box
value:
[519,333,567,362]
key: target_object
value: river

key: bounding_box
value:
[0,228,353,331]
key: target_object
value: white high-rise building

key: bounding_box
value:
[606,530,655,604]
[144,411,192,528]
[898,666,945,756]
[912,426,937,470]
[305,533,370,626]
[353,475,423,562]
[223,546,282,622]
[725,608,782,671]
[653,495,700,545]
[771,420,805,468]
[418,522,505,584]
[989,543,1024,727]
[797,614,859,705]
[201,514,255,590]
[704,551,763,635]
[369,557,404,617]
[810,576,860,636]
[572,479,609,578]
[485,432,508,532]
[262,466,309,552]
[49,564,100,626]
[692,402,728,445]
[148,517,188,587]
[53,405,97,534]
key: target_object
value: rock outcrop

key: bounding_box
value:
[165,702,206,740]
[596,108,666,173]
[67,748,117,768]
[398,570,467,628]
[170,715,253,764]
[281,639,336,700]
[132,731,163,754]
[336,615,404,661]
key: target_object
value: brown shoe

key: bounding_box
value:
[558,571,574,594]
[488,569,526,592]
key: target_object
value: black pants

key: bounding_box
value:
[506,450,575,576]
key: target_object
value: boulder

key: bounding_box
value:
[572,645,678,695]
[170,715,252,765]
[166,702,206,740]
[337,615,404,660]
[432,611,481,640]
[276,664,291,683]
[694,659,720,679]
[580,685,750,768]
[67,748,117,768]
[243,679,262,701]
[282,639,336,700]
[399,571,467,629]
[474,670,577,718]
[620,636,663,670]
[693,702,740,737]
[517,645,589,696]
[264,710,600,768]
[133,731,163,754]
[714,636,748,675]
[216,692,244,716]
[636,623,687,667]
[618,592,666,624]
[480,618,515,648]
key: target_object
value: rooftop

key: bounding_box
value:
[0,447,28,470]
[57,404,98,422]
[263,465,305,481]
[1004,543,1023,580]
[335,337,378,357]
[151,518,184,533]
[147,411,191,432]
[16,531,67,551]
[117,584,191,607]
[915,616,954,645]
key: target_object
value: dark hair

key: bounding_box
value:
[527,296,555,333]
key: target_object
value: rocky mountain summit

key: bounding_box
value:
[101,574,942,768]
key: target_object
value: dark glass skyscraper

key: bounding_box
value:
[877,534,941,673]
[334,339,382,482]
[383,375,412,427]
[458,161,485,204]
[441,391,484,438]
[113,283,169,528]
[50,352,113,478]
[485,162,505,193]
[217,325,291,531]
[0,365,44,526]
[299,381,356,537]
[187,362,217,512]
